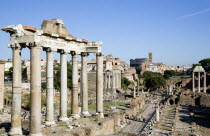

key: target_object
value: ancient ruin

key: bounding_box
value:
[192,66,206,92]
[1,19,104,136]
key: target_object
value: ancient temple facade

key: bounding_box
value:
[2,19,104,136]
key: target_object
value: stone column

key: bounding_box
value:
[81,52,89,116]
[108,73,111,89]
[119,72,121,88]
[192,72,195,92]
[96,52,104,117]
[0,61,5,110]
[198,72,200,92]
[116,73,119,88]
[10,47,23,135]
[45,48,55,125]
[112,72,115,89]
[30,46,42,136]
[137,78,140,96]
[59,50,68,121]
[133,86,136,98]
[71,52,80,118]
[104,73,107,89]
[156,105,160,122]
[204,72,206,93]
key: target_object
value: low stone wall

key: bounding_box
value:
[200,95,210,107]
[179,95,195,106]
[180,93,210,107]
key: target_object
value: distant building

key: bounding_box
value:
[4,59,13,71]
[130,58,148,72]
[148,52,152,63]
[87,54,128,92]
[146,63,159,73]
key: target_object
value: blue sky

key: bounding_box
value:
[0,0,209,66]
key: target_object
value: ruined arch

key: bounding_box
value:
[169,99,174,105]
[175,98,179,104]
[195,97,201,106]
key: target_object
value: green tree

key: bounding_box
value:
[53,64,72,91]
[163,70,176,79]
[192,63,201,69]
[121,77,131,90]
[143,71,166,91]
[186,68,193,75]
[199,58,210,72]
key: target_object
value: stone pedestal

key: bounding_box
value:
[30,46,42,136]
[96,53,104,117]
[71,52,80,118]
[10,47,23,135]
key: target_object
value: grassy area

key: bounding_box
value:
[88,102,128,110]
[7,95,12,99]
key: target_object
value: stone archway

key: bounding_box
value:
[175,98,179,104]
[195,97,201,106]
[169,99,174,105]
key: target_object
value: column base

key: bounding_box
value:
[9,127,23,135]
[70,114,80,119]
[44,120,56,126]
[81,111,91,117]
[30,133,42,136]
[96,112,104,118]
[59,117,69,122]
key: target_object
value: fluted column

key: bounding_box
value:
[204,72,206,93]
[30,46,42,136]
[192,72,195,92]
[96,52,104,117]
[198,72,200,92]
[116,73,118,88]
[59,50,68,121]
[112,72,115,89]
[81,52,89,116]
[71,52,80,118]
[45,48,55,125]
[104,73,107,89]
[10,47,22,135]
[108,73,111,89]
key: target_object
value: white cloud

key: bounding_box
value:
[177,8,210,20]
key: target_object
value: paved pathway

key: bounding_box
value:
[121,101,156,134]
[152,105,176,136]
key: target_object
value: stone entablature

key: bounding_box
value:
[2,19,102,54]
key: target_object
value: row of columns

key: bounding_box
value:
[192,72,206,93]
[104,72,121,89]
[9,45,104,136]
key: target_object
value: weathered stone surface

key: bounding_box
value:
[41,19,68,35]
[0,60,5,110]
